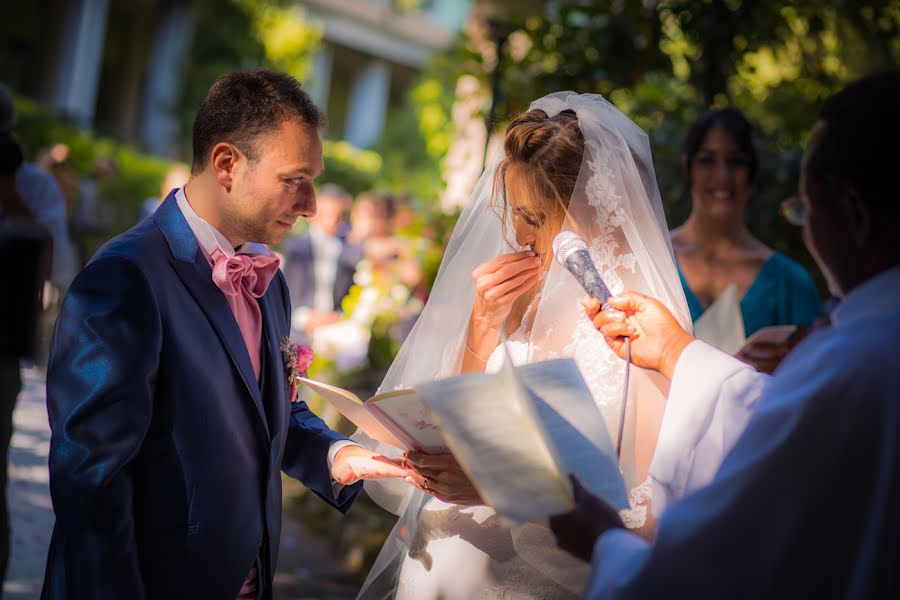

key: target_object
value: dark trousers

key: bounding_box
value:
[0,356,20,587]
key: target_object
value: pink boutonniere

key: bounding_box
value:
[281,337,314,402]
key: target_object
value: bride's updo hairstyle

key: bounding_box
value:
[493,108,585,265]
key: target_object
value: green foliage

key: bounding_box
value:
[235,0,323,81]
[371,63,460,203]
[178,0,321,156]
[14,95,170,225]
[178,0,379,197]
[419,0,899,282]
[320,140,382,196]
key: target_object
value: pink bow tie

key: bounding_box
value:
[211,249,280,298]
[210,248,280,380]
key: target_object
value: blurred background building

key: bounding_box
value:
[3,0,483,155]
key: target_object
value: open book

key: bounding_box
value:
[296,378,450,453]
[301,357,628,524]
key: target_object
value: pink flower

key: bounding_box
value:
[281,338,315,403]
[296,344,314,375]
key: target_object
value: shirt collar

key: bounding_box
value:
[831,266,900,326]
[175,186,271,262]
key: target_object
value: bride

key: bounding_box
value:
[353,92,691,599]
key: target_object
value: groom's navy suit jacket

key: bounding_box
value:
[41,193,361,600]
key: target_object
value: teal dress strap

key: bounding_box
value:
[677,265,706,323]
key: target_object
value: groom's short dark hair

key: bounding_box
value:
[191,68,325,174]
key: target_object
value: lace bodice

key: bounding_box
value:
[484,335,530,373]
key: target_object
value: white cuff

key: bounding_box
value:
[650,340,756,513]
[328,439,360,469]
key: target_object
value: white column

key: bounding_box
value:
[138,0,195,156]
[308,42,334,111]
[52,0,111,128]
[345,59,391,149]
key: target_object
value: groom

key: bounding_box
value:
[42,69,407,600]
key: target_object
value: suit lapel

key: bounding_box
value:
[155,194,270,439]
[259,289,286,439]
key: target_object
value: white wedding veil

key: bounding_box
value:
[353,92,691,598]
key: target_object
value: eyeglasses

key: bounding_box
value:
[780,196,807,227]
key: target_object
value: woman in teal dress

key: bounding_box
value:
[671,108,822,372]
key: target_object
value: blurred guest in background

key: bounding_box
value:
[139,161,191,221]
[0,84,76,295]
[70,156,117,265]
[392,194,417,232]
[282,183,362,336]
[352,191,421,290]
[0,127,52,590]
[349,190,394,244]
[671,108,822,372]
[37,143,80,219]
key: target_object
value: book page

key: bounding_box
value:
[367,390,449,453]
[416,368,572,526]
[516,359,628,509]
[297,377,407,450]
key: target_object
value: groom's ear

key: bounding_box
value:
[210,142,240,192]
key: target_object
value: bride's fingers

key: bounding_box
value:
[495,271,541,304]
[485,267,540,301]
[405,471,427,488]
[484,255,541,285]
[407,452,455,469]
[407,463,462,480]
[476,261,540,296]
[473,251,536,278]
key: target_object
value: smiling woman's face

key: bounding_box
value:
[688,124,753,221]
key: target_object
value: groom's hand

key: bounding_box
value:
[331,445,409,485]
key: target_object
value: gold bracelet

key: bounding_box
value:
[464,339,490,362]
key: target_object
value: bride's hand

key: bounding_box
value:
[404,451,484,506]
[471,251,542,331]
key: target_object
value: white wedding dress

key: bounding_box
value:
[394,336,583,599]
[393,335,652,600]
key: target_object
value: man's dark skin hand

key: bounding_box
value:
[549,474,626,563]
